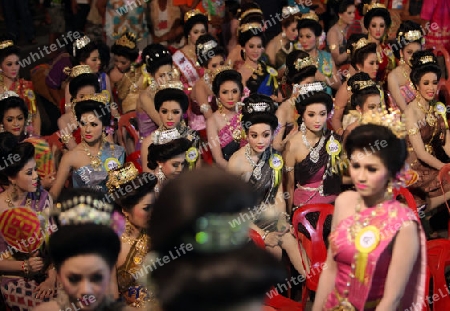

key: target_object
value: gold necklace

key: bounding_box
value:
[124,66,139,93]
[416,95,436,127]
[219,104,242,142]
[5,192,32,208]
[121,231,149,265]
[83,141,103,170]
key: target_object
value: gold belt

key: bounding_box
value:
[332,289,381,310]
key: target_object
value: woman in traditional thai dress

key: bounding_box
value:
[331,34,379,135]
[273,50,318,152]
[363,3,396,85]
[313,123,426,311]
[141,85,200,172]
[0,36,41,136]
[327,0,356,68]
[206,69,246,168]
[228,94,309,277]
[136,44,173,151]
[405,51,450,212]
[297,11,341,93]
[34,188,135,311]
[0,132,56,310]
[387,21,423,112]
[172,9,208,95]
[107,164,159,309]
[50,93,125,200]
[283,83,342,212]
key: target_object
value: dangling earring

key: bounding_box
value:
[102,132,107,142]
[156,166,166,183]
[242,49,246,60]
[399,56,405,65]
[0,124,4,132]
[300,121,306,134]
[385,180,393,200]
[124,215,133,236]
[217,98,223,110]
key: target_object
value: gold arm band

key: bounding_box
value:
[408,128,419,135]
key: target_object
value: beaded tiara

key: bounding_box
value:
[63,65,93,78]
[360,108,407,139]
[297,82,327,95]
[106,162,139,192]
[0,40,14,50]
[0,91,19,101]
[152,128,182,145]
[73,35,91,57]
[114,31,137,49]
[54,195,114,226]
[294,56,317,70]
[246,102,272,113]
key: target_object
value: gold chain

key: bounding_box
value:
[83,141,104,170]
[5,191,32,208]
[416,95,437,127]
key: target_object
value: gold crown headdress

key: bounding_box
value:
[352,79,377,90]
[363,2,387,15]
[282,6,300,17]
[54,195,114,226]
[63,65,93,78]
[184,9,206,22]
[73,35,91,57]
[0,40,14,50]
[239,8,263,21]
[360,108,407,139]
[0,91,19,101]
[300,11,319,22]
[294,56,317,70]
[152,128,182,145]
[351,37,370,52]
[239,22,263,33]
[211,65,233,82]
[106,162,139,192]
[197,40,218,54]
[114,31,137,49]
[398,30,422,42]
[71,90,111,119]
[419,55,435,65]
[157,78,184,91]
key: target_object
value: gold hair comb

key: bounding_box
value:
[114,32,137,49]
[106,162,139,192]
[211,65,233,82]
[73,35,91,56]
[352,37,370,52]
[363,2,387,15]
[184,9,205,22]
[239,22,263,33]
[0,40,13,50]
[300,11,319,22]
[63,65,93,78]
[360,108,407,139]
[282,6,300,17]
[353,79,376,90]
[419,55,435,65]
[239,8,263,21]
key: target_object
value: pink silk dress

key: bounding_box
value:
[293,166,337,207]
[324,200,426,311]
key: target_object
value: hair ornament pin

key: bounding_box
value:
[114,31,137,49]
[419,55,435,65]
[0,91,20,101]
[239,23,263,33]
[247,102,270,113]
[106,162,139,192]
[197,40,218,54]
[399,30,422,42]
[294,56,317,70]
[73,35,91,57]
[0,40,14,50]
[352,37,370,52]
[297,82,327,95]
[352,79,376,90]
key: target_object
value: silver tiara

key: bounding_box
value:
[55,195,114,226]
[0,91,19,101]
[198,40,218,54]
[282,5,300,16]
[298,82,327,95]
[153,128,181,145]
[73,35,91,57]
[247,102,271,113]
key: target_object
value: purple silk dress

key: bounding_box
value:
[136,111,158,151]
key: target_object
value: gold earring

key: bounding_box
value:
[399,56,405,65]
[124,216,133,236]
[385,180,393,200]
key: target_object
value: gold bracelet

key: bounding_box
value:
[60,133,73,144]
[408,128,419,135]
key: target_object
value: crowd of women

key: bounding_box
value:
[0,0,448,310]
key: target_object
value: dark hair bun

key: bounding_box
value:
[142,44,172,75]
[363,7,392,29]
[0,132,34,184]
[285,50,317,85]
[241,94,278,131]
[147,138,192,170]
[154,88,189,113]
[410,50,441,86]
[212,69,243,96]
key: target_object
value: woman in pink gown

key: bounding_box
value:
[312,122,426,311]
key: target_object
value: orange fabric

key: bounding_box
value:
[172,0,206,12]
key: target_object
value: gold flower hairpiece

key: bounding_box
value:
[63,65,93,78]
[300,11,319,22]
[73,35,91,56]
[0,40,14,50]
[184,9,205,22]
[55,195,114,226]
[398,30,422,42]
[363,2,387,15]
[352,37,370,52]
[294,56,317,70]
[114,31,137,49]
[239,8,263,21]
[360,108,407,139]
[106,162,139,192]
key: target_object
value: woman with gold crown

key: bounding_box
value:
[283,83,342,211]
[387,21,423,111]
[172,9,208,95]
[0,35,41,136]
[141,83,200,173]
[106,163,159,309]
[136,44,173,152]
[110,31,142,114]
[206,68,247,168]
[50,93,125,200]
[363,2,396,84]
[0,132,56,310]
[405,50,450,232]
[313,116,426,311]
[228,93,310,279]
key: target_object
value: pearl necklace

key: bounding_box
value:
[302,133,326,163]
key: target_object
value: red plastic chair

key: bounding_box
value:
[248,229,303,311]
[393,187,419,219]
[117,111,138,155]
[292,204,334,310]
[126,151,142,173]
[430,45,450,105]
[426,239,450,311]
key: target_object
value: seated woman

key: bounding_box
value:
[283,83,342,212]
[34,188,134,311]
[387,21,423,111]
[265,6,300,76]
[148,167,286,311]
[110,31,141,114]
[141,85,200,172]
[0,92,56,189]
[0,132,56,310]
[136,44,173,150]
[228,94,309,276]
[206,68,246,168]
[343,72,382,140]
[190,34,225,132]
[147,138,192,194]
[331,34,379,135]
[313,123,425,311]
[298,11,341,93]
[273,50,318,152]
[0,35,41,135]
[50,93,125,200]
[107,164,158,309]
[405,50,450,213]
